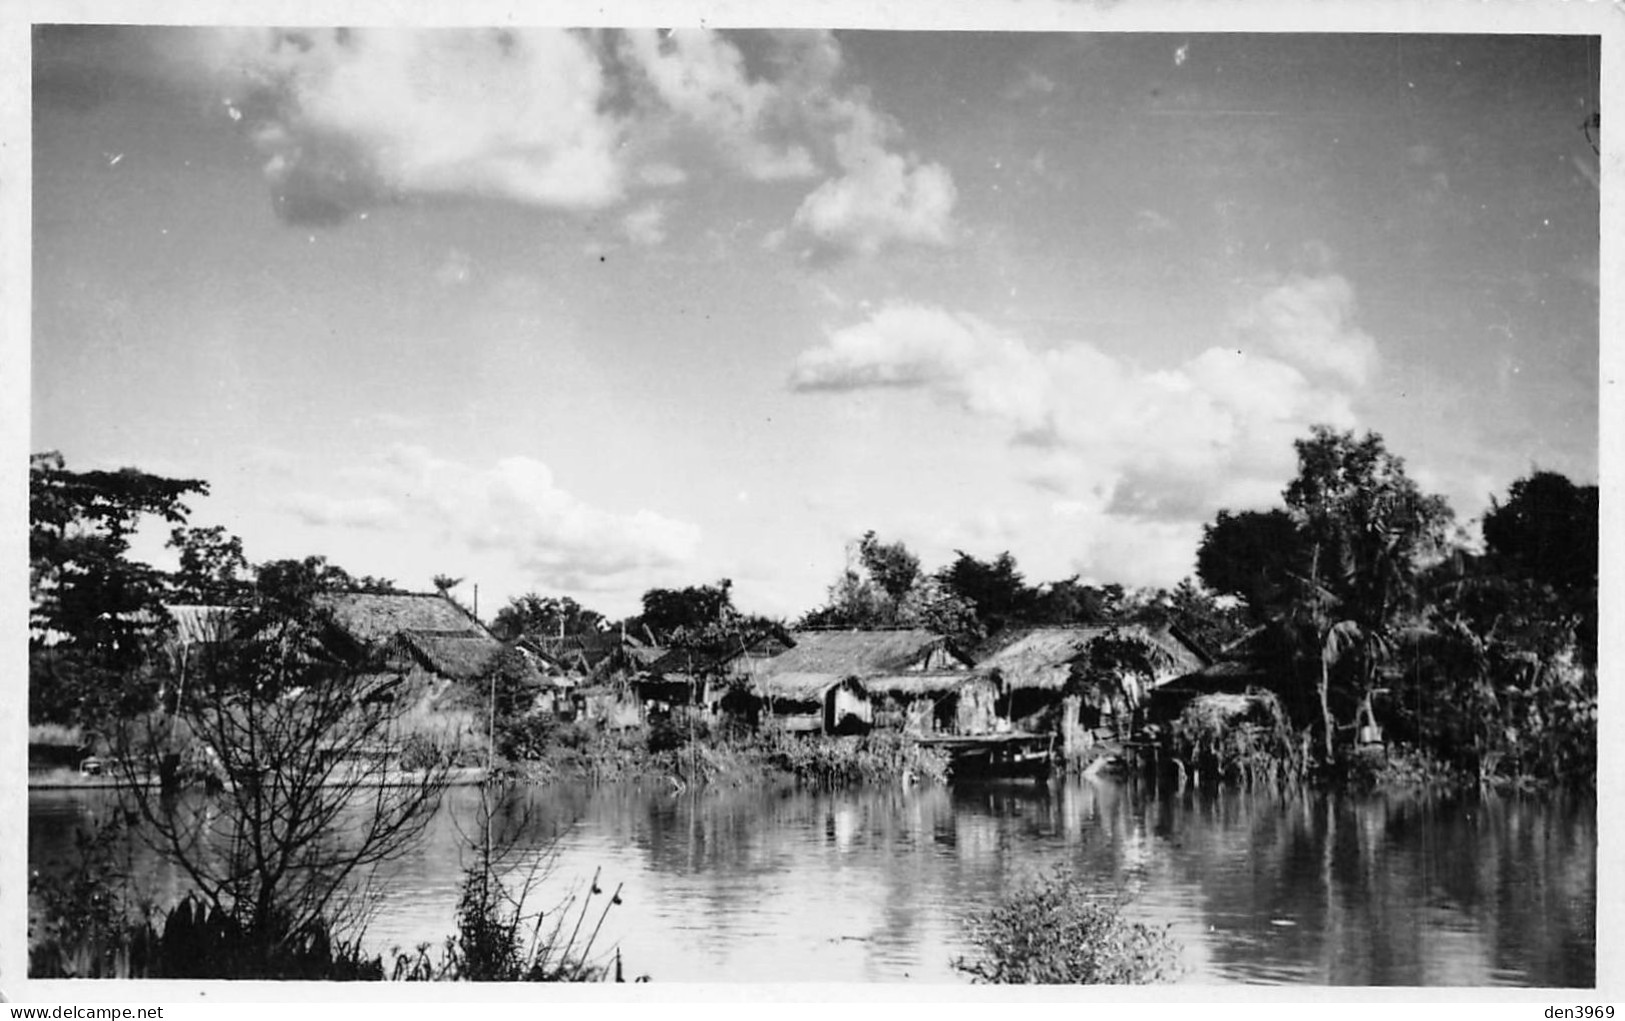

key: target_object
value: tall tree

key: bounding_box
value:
[1192,427,1453,763]
[253,556,401,605]
[490,594,606,642]
[168,525,252,605]
[1282,426,1453,761]
[856,530,921,604]
[638,580,737,640]
[1482,471,1597,592]
[937,550,1032,635]
[1195,509,1308,622]
[801,531,935,630]
[30,452,208,664]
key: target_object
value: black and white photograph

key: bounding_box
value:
[8,0,1612,1001]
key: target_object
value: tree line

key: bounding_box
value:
[30,421,1597,786]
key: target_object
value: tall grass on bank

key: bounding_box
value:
[954,868,1184,984]
[495,711,949,789]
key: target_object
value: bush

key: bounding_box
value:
[757,727,948,786]
[955,868,1183,984]
[1170,690,1307,787]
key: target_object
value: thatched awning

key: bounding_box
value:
[753,671,861,704]
[393,631,504,681]
[866,672,989,699]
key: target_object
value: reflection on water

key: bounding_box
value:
[29,779,1595,985]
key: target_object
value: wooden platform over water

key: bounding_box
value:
[914,731,1054,781]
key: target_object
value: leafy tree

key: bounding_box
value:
[1027,578,1127,626]
[30,452,208,666]
[30,453,209,725]
[1482,471,1597,592]
[801,531,924,629]
[637,580,737,639]
[1192,427,1453,764]
[937,551,1033,635]
[1482,470,1597,665]
[253,556,402,606]
[1399,472,1598,785]
[801,532,985,641]
[799,566,891,629]
[491,594,606,642]
[168,525,252,605]
[1275,427,1453,761]
[856,530,921,603]
[894,576,983,641]
[1133,579,1251,656]
[1195,509,1308,622]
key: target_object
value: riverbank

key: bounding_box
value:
[494,717,950,790]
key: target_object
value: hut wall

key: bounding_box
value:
[954,677,1000,735]
[825,681,873,735]
[1058,693,1093,763]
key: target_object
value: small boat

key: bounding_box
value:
[914,732,1055,782]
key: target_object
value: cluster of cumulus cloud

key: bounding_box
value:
[287,444,701,592]
[789,272,1381,544]
[160,27,954,257]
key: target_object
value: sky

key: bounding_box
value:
[27,22,1603,622]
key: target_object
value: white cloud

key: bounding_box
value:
[616,28,956,257]
[790,105,957,257]
[285,493,406,530]
[638,162,688,188]
[790,278,1373,525]
[1233,273,1379,386]
[622,202,668,247]
[191,29,628,222]
[618,29,819,181]
[166,27,957,252]
[377,445,700,589]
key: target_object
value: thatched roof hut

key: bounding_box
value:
[747,672,873,735]
[866,671,1001,735]
[976,625,1208,693]
[315,592,507,682]
[754,629,972,681]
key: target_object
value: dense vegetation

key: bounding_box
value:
[1194,430,1596,786]
[955,868,1184,984]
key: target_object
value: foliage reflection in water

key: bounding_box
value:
[28,778,1594,985]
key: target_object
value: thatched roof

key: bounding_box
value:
[977,625,1208,692]
[316,592,505,681]
[752,672,863,703]
[866,672,990,699]
[162,604,237,645]
[757,629,967,680]
[317,591,481,640]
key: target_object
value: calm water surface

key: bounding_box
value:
[28,778,1595,986]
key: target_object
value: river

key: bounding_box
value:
[27,778,1596,986]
